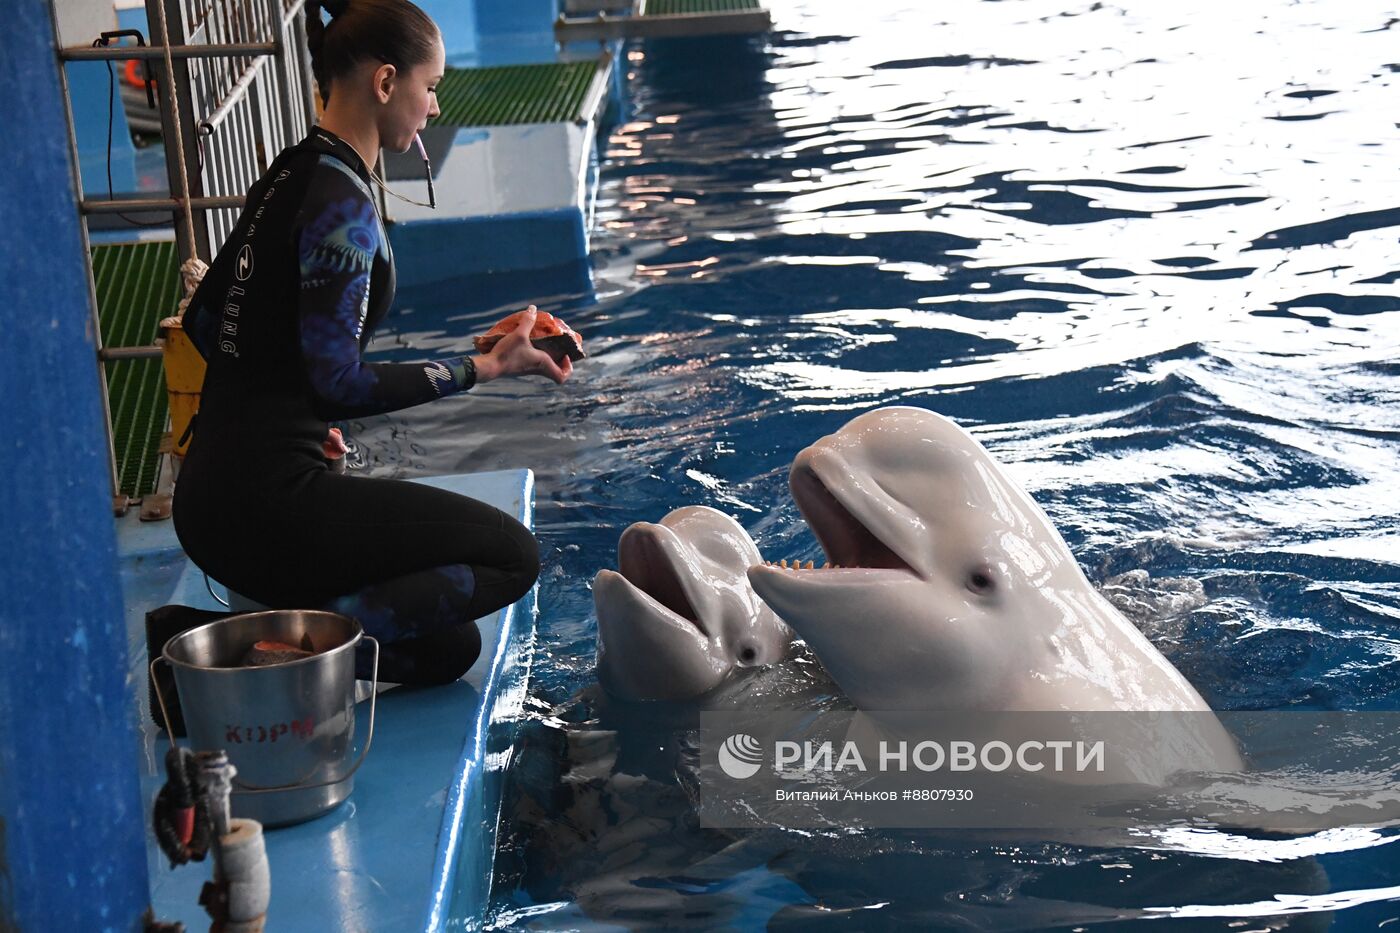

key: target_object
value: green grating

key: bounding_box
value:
[645,0,763,13]
[432,61,598,128]
[91,240,181,499]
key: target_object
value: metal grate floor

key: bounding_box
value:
[433,61,598,128]
[91,241,180,499]
[555,1,770,41]
[646,0,764,13]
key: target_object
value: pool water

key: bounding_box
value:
[356,0,1400,928]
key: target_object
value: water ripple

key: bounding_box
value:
[358,0,1400,926]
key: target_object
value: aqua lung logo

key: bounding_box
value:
[718,733,764,779]
[236,244,254,281]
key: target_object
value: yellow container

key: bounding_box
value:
[161,315,206,457]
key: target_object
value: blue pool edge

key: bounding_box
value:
[424,469,537,932]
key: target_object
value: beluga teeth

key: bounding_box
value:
[594,505,795,702]
[742,405,1245,785]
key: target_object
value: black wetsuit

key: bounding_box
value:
[174,128,539,684]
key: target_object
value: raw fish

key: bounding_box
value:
[474,309,585,362]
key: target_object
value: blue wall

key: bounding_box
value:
[0,2,151,930]
[414,0,481,65]
[473,0,559,65]
[63,6,141,197]
[417,0,560,68]
[69,58,139,197]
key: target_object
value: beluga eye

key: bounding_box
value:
[967,567,996,595]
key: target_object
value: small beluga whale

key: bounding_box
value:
[594,506,795,702]
[747,406,1244,783]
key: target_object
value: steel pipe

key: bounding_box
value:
[60,42,275,61]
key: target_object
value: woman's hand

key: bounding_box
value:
[323,426,349,458]
[323,426,349,473]
[472,306,573,385]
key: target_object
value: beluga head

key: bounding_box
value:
[747,406,1220,715]
[594,506,794,702]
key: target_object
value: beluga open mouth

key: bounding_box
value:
[615,522,705,635]
[784,456,923,579]
[745,405,1247,765]
[594,506,794,702]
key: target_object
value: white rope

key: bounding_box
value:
[150,0,200,264]
[176,257,210,317]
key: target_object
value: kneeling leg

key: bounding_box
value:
[321,564,483,685]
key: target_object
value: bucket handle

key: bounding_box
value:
[148,634,380,795]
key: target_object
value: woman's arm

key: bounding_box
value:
[295,160,475,420]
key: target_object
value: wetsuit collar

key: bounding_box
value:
[306,126,373,183]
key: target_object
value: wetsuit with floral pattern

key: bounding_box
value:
[174,128,537,684]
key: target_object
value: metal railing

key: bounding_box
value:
[56,0,319,509]
[178,0,318,250]
[62,0,317,262]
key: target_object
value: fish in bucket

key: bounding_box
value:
[153,609,379,827]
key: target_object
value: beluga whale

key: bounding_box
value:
[594,506,794,702]
[746,406,1243,779]
[746,406,1218,713]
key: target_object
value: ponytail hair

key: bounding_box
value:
[304,0,439,107]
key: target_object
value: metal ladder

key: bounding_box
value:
[52,0,319,516]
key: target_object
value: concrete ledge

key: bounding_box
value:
[384,119,601,290]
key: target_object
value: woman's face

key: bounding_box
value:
[380,34,444,152]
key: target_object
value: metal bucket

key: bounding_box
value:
[154,610,379,827]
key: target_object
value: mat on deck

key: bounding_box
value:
[646,0,765,13]
[433,61,598,127]
[92,239,179,499]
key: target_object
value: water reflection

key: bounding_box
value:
[350,0,1400,926]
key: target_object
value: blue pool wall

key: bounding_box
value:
[385,0,616,302]
[389,208,591,298]
[429,479,538,931]
[0,1,151,929]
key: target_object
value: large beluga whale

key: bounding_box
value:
[746,407,1243,780]
[595,506,794,702]
[746,406,1217,713]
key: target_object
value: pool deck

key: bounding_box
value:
[121,468,536,932]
